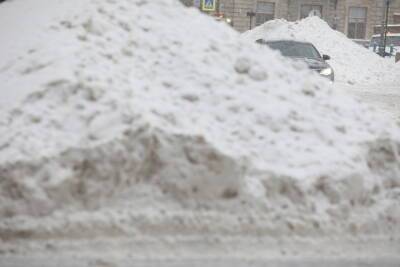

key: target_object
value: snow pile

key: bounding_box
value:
[0,0,400,242]
[243,17,400,85]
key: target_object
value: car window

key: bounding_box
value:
[370,36,400,46]
[266,42,321,59]
[388,36,400,46]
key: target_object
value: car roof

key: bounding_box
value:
[371,33,400,37]
[258,39,313,46]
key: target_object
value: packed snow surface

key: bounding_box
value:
[0,0,400,253]
[243,17,400,85]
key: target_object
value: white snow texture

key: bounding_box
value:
[0,0,400,241]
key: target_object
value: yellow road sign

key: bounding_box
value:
[202,0,216,11]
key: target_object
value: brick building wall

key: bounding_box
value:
[224,0,289,31]
[335,0,372,38]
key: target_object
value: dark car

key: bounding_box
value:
[256,39,334,81]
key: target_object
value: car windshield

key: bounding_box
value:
[266,41,321,59]
[370,36,400,46]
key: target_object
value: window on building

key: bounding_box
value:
[300,5,322,19]
[393,13,400,24]
[255,2,275,26]
[348,7,367,39]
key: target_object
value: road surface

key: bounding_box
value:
[335,82,400,122]
[1,256,400,267]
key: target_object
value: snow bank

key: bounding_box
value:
[0,0,400,243]
[243,17,400,85]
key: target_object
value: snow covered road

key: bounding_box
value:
[1,236,399,267]
[2,257,400,267]
[335,82,400,122]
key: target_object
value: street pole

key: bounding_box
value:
[232,0,235,27]
[379,0,391,57]
[382,0,390,56]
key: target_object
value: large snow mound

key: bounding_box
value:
[243,17,400,85]
[0,0,400,240]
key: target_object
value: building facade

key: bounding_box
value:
[182,0,400,39]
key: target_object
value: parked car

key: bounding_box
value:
[369,33,400,57]
[256,39,334,81]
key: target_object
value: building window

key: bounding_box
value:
[348,7,367,39]
[300,5,322,19]
[394,13,400,24]
[255,2,275,26]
